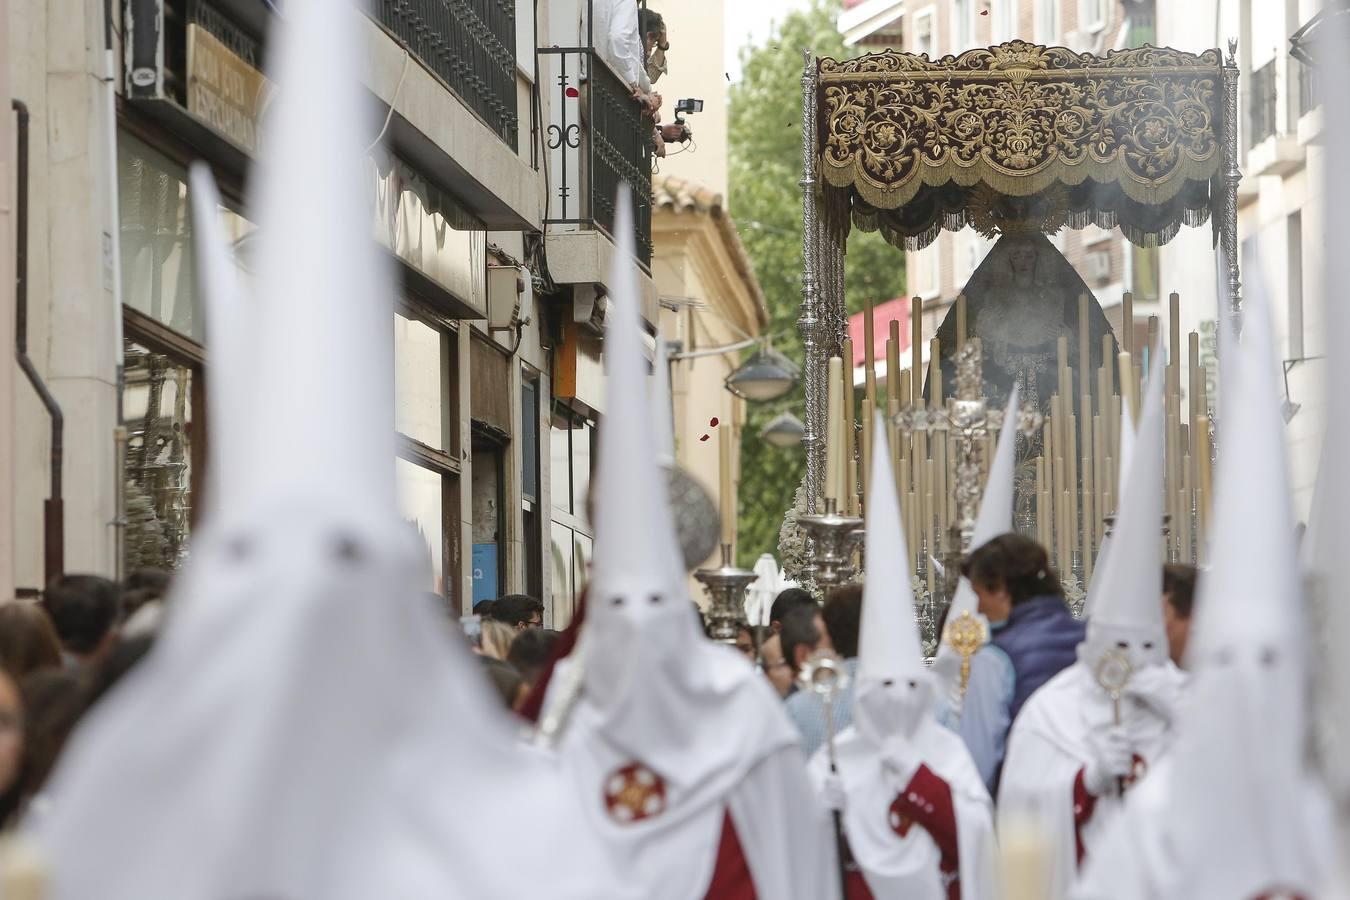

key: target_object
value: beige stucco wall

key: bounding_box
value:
[651,0,729,198]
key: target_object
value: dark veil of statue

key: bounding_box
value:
[924,232,1119,417]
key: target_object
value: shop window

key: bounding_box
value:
[397,457,455,597]
[122,339,201,571]
[395,308,461,603]
[395,312,453,451]
[549,405,596,625]
[118,132,255,343]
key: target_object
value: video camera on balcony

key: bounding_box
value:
[674,98,704,125]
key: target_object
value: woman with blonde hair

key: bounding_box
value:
[480,618,518,661]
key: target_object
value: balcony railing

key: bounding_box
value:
[540,29,654,265]
[372,0,518,148]
[1249,60,1278,147]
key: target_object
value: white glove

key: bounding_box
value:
[1083,725,1133,797]
[821,773,846,812]
[1124,665,1180,728]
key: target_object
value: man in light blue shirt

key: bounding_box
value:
[938,534,1085,793]
[784,585,864,758]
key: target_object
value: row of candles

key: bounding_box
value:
[820,291,1214,591]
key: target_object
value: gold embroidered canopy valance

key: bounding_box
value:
[817,42,1228,249]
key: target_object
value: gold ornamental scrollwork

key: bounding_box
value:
[818,41,1224,211]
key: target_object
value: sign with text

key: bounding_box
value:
[186,24,268,154]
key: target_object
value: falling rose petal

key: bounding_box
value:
[709,417,720,428]
[700,434,711,442]
[565,86,580,98]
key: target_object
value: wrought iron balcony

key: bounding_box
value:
[1298,60,1319,117]
[372,0,519,148]
[1249,60,1278,147]
[540,30,654,265]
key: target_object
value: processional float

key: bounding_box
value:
[782,40,1242,646]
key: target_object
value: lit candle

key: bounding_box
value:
[1078,293,1091,417]
[912,297,924,404]
[956,294,967,353]
[929,336,942,408]
[1118,350,1136,427]
[861,397,874,509]
[864,297,878,413]
[1122,291,1134,356]
[720,419,735,546]
[1001,820,1050,900]
[888,320,901,409]
[825,356,843,504]
[843,338,857,510]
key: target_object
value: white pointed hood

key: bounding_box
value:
[34,3,616,898]
[1313,40,1350,830]
[1165,261,1326,897]
[854,421,933,748]
[189,165,251,520]
[937,386,1019,657]
[574,187,790,789]
[1079,343,1167,672]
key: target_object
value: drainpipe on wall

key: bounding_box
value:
[11,100,65,587]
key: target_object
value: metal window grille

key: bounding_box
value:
[1249,60,1278,146]
[373,0,519,148]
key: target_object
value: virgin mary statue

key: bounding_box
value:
[928,231,1118,418]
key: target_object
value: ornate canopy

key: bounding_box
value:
[817,42,1228,249]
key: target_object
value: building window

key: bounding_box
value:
[992,0,1015,43]
[549,405,595,626]
[397,456,457,600]
[1079,0,1106,33]
[953,0,973,51]
[1297,60,1319,119]
[1036,0,1058,43]
[121,337,202,572]
[395,309,461,603]
[1288,211,1304,358]
[910,242,941,299]
[118,132,255,345]
[914,8,936,57]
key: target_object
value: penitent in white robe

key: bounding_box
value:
[551,647,840,900]
[809,717,999,900]
[997,662,1183,900]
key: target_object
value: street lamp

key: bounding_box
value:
[724,346,800,402]
[760,411,806,448]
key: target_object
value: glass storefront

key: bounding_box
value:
[121,341,197,571]
[118,132,255,343]
[549,406,596,624]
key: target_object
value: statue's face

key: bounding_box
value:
[1009,245,1038,276]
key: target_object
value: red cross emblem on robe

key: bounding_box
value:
[603,762,668,824]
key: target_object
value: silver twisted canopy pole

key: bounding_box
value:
[1221,39,1243,331]
[799,50,823,514]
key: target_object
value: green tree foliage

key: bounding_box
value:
[729,0,907,567]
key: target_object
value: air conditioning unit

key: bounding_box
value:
[573,285,609,334]
[1085,249,1111,283]
[487,265,526,331]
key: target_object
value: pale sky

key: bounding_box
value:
[723,0,817,84]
